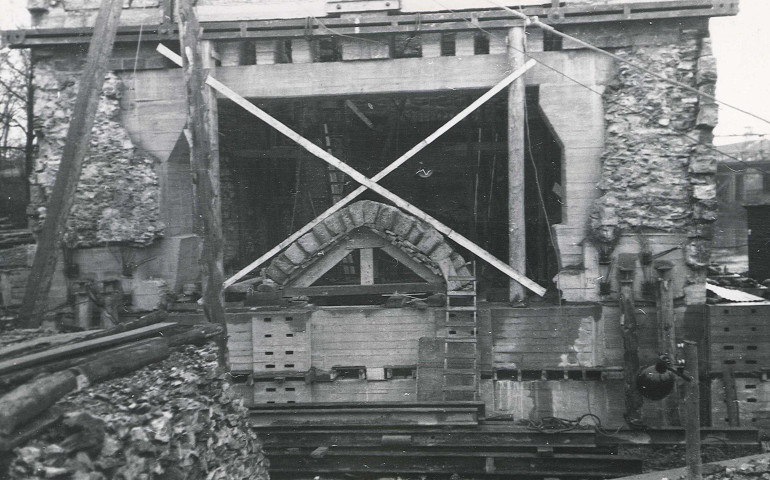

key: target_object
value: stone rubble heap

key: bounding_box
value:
[9,343,270,480]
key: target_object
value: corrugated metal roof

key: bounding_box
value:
[706,283,768,303]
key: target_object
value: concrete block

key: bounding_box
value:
[323,212,346,235]
[297,232,321,254]
[416,229,442,255]
[311,223,335,245]
[284,244,309,265]
[266,264,288,284]
[406,223,425,245]
[361,200,380,225]
[348,201,365,226]
[254,40,277,65]
[341,36,390,61]
[429,242,453,262]
[132,279,168,312]
[420,33,442,58]
[375,205,397,231]
[291,39,313,64]
[392,212,415,238]
[455,31,475,56]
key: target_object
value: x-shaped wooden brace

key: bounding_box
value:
[158,44,544,296]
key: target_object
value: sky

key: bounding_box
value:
[710,0,770,145]
[0,0,768,145]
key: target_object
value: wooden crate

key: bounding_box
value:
[710,375,770,432]
[708,304,770,372]
[253,380,312,404]
[252,312,311,374]
[227,318,252,373]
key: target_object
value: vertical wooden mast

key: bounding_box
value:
[508,26,527,303]
[176,0,228,367]
[19,0,124,327]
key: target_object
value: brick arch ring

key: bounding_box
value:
[265,200,473,291]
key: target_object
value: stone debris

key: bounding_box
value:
[30,62,163,248]
[8,343,270,480]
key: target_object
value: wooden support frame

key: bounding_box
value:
[158,45,544,295]
[164,44,541,295]
[176,0,228,367]
[283,229,444,290]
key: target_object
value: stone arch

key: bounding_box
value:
[265,200,472,290]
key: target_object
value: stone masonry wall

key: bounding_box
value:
[591,29,718,269]
[30,56,163,248]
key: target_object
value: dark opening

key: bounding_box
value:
[218,88,562,297]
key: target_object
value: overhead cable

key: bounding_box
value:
[484,0,770,129]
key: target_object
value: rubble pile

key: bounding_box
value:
[30,60,163,247]
[592,32,718,268]
[8,343,270,480]
[700,456,770,480]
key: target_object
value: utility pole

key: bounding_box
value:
[18,0,124,327]
[176,0,228,368]
[683,341,702,480]
[655,260,680,425]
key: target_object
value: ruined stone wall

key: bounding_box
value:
[30,56,163,248]
[591,29,718,269]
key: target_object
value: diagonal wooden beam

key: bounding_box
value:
[157,45,544,296]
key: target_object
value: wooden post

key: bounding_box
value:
[618,254,643,424]
[724,365,740,426]
[176,0,228,368]
[684,341,702,480]
[18,0,124,327]
[360,248,375,285]
[508,27,526,303]
[655,260,680,426]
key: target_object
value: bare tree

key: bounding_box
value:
[0,44,34,227]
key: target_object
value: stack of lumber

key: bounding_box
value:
[0,311,223,453]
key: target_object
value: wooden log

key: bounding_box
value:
[18,0,124,327]
[0,322,176,375]
[81,310,168,342]
[723,365,739,427]
[507,26,526,302]
[74,337,170,385]
[176,0,228,369]
[684,341,702,480]
[0,370,77,436]
[0,406,63,453]
[656,261,679,426]
[621,285,643,424]
[167,323,223,347]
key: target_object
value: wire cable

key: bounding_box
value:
[429,0,770,177]
[484,0,770,129]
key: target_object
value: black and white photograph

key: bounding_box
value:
[0,0,769,478]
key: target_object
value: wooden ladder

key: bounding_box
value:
[442,269,479,401]
[322,121,357,280]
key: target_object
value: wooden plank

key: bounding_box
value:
[358,248,375,285]
[284,242,352,288]
[285,282,443,297]
[18,0,124,327]
[378,242,444,284]
[154,42,544,295]
[0,323,176,375]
